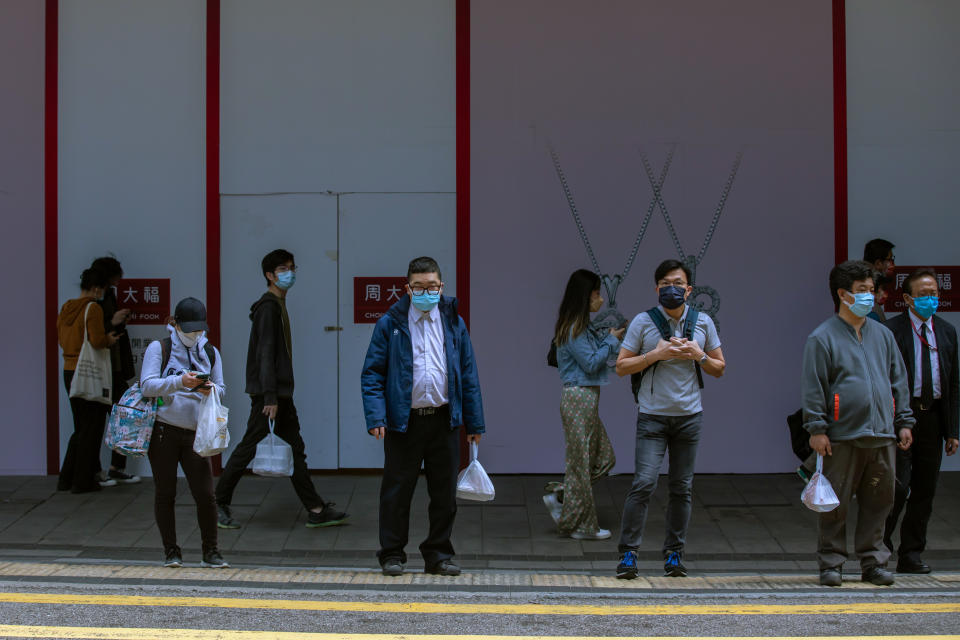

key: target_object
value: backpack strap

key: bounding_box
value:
[203,342,217,368]
[630,308,673,400]
[160,337,173,375]
[683,308,704,389]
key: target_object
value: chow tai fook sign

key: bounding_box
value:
[112,278,171,325]
[354,277,407,323]
[882,266,957,313]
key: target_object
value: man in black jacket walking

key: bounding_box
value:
[883,268,959,573]
[215,249,348,529]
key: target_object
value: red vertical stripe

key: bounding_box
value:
[44,0,60,474]
[455,0,470,328]
[206,0,222,473]
[832,0,848,265]
[455,0,470,469]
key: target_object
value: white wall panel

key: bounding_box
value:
[58,0,206,476]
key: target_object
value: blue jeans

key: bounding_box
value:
[618,412,702,554]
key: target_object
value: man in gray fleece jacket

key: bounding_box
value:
[802,260,915,587]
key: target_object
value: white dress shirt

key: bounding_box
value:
[909,312,941,399]
[409,303,448,409]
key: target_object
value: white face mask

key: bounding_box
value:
[176,327,203,348]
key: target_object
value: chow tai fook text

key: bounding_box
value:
[354,277,407,323]
[113,279,171,325]
[882,266,956,312]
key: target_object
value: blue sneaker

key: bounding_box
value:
[664,550,687,577]
[616,551,639,579]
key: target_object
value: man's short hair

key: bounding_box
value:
[903,268,939,297]
[654,259,692,285]
[80,267,109,291]
[863,238,894,264]
[829,260,876,307]
[262,249,294,285]
[407,256,442,281]
[91,256,123,279]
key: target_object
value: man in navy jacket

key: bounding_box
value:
[361,257,484,577]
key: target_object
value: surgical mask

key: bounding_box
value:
[275,270,296,290]
[176,327,203,348]
[843,292,875,318]
[912,296,939,320]
[658,285,686,310]
[411,291,441,312]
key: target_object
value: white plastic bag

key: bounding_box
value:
[801,454,840,512]
[456,442,495,501]
[193,390,230,457]
[252,419,294,477]
[69,303,113,405]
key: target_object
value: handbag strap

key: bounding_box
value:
[81,301,94,343]
[268,418,275,434]
[469,441,478,462]
[816,453,823,473]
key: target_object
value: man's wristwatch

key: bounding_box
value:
[699,352,708,363]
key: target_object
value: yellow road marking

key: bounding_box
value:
[0,592,959,616]
[0,630,958,640]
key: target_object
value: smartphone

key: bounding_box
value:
[195,373,210,381]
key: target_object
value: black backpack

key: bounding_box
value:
[630,307,703,400]
[158,337,217,375]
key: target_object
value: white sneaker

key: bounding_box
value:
[542,493,562,524]
[571,528,611,540]
[97,472,117,488]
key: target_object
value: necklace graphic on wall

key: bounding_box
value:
[548,143,675,330]
[638,147,743,327]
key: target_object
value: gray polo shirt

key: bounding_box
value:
[622,305,721,416]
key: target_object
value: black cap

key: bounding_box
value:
[174,297,209,333]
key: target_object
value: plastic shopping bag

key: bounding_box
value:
[456,442,495,501]
[105,383,156,457]
[801,454,840,513]
[193,390,230,457]
[69,303,113,405]
[252,419,294,477]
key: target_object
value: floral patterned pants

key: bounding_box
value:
[558,386,616,535]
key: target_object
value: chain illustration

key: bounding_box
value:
[548,143,673,330]
[639,148,743,325]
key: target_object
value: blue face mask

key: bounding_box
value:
[843,291,875,318]
[912,295,939,320]
[658,285,686,310]
[275,270,296,290]
[411,291,441,312]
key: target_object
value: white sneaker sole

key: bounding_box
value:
[571,528,611,540]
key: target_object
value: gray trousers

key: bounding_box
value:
[618,412,702,554]
[818,440,896,570]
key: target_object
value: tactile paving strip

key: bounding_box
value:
[0,562,958,591]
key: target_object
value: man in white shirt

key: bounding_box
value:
[884,268,959,574]
[361,257,485,577]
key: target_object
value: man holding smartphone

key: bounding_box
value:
[215,249,348,529]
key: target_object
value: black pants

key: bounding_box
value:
[147,422,219,554]
[378,406,459,567]
[109,376,129,471]
[59,370,111,493]
[884,400,944,562]
[215,396,324,510]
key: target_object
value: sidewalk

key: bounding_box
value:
[2,473,959,575]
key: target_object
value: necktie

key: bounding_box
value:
[920,323,934,409]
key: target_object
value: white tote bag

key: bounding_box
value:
[252,419,294,477]
[801,454,840,513]
[193,390,230,457]
[68,303,113,405]
[456,442,495,501]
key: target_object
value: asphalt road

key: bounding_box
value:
[1,582,959,639]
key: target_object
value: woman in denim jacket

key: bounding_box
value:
[543,270,624,540]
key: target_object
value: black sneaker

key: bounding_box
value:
[201,549,230,568]
[217,504,240,529]
[664,550,687,577]
[861,565,894,586]
[616,551,639,579]
[306,503,349,528]
[820,567,842,587]
[163,547,182,568]
[108,469,142,484]
[381,558,405,576]
[425,560,461,576]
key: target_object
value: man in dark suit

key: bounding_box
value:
[884,268,959,573]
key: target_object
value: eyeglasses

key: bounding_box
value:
[410,286,441,296]
[657,280,688,288]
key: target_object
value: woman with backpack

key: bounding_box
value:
[57,268,119,493]
[140,297,228,568]
[544,269,624,540]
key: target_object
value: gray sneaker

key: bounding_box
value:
[217,504,240,529]
[201,549,230,568]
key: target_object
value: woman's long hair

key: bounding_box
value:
[554,269,601,346]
